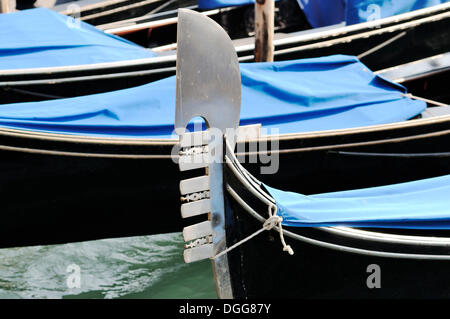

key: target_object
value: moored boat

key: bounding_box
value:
[175,9,450,299]
[55,0,194,26]
[1,8,450,250]
[98,0,306,48]
[3,2,450,104]
[104,0,450,68]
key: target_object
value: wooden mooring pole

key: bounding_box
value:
[254,0,274,62]
[0,0,14,13]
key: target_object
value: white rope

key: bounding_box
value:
[212,204,293,260]
[268,205,294,255]
[403,93,448,107]
[357,31,407,60]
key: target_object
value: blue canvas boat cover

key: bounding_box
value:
[0,55,425,138]
[199,1,448,27]
[0,8,156,70]
[346,0,450,25]
[297,0,346,28]
[198,0,252,9]
[198,0,343,27]
[266,174,450,229]
[296,0,449,28]
[198,0,278,9]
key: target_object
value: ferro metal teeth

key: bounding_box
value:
[182,221,214,263]
[180,176,210,195]
[178,131,213,263]
[179,131,210,148]
[181,199,211,218]
[184,244,214,263]
[178,153,209,171]
[180,190,210,203]
[179,145,209,156]
[184,235,213,249]
[183,220,213,242]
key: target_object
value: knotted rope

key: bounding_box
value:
[212,204,293,260]
[403,93,448,107]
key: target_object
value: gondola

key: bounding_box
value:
[54,0,195,26]
[102,0,450,67]
[3,2,450,104]
[0,52,447,250]
[56,0,306,42]
[175,9,450,299]
[97,0,306,48]
[0,4,303,104]
[1,9,449,250]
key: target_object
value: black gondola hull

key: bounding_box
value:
[224,142,450,298]
[3,3,450,104]
[1,112,449,248]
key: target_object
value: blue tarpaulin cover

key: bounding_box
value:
[296,0,449,28]
[197,0,342,27]
[266,174,450,229]
[297,0,346,28]
[0,8,156,70]
[199,0,449,27]
[198,0,255,9]
[346,0,450,25]
[0,55,425,138]
[198,0,280,9]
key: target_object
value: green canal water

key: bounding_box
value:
[0,233,217,299]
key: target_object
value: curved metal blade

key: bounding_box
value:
[175,9,241,135]
[175,9,241,299]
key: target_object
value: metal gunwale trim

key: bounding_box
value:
[105,16,178,34]
[224,153,275,207]
[391,68,450,84]
[240,128,450,156]
[225,137,275,205]
[274,2,450,47]
[328,227,450,246]
[264,113,450,142]
[0,66,176,86]
[224,143,450,248]
[225,139,275,203]
[76,0,163,22]
[0,113,448,154]
[0,144,173,159]
[0,127,177,145]
[104,5,242,34]
[0,55,176,76]
[375,53,446,75]
[225,156,274,206]
[274,10,450,57]
[104,8,223,34]
[226,185,450,260]
[328,150,450,158]
[375,53,450,83]
[96,4,197,30]
[59,0,142,14]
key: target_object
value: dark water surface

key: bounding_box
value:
[0,233,217,299]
